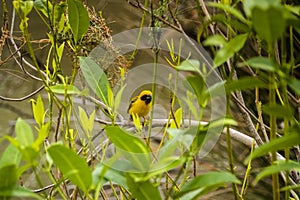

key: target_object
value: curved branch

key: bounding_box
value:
[0,85,44,101]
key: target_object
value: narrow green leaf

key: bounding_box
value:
[214,34,248,67]
[203,34,227,47]
[126,175,162,200]
[54,2,67,31]
[67,0,89,42]
[79,56,110,105]
[288,78,300,95]
[21,146,39,164]
[13,0,34,16]
[254,160,300,184]
[132,113,142,132]
[170,107,182,128]
[92,163,128,189]
[105,126,151,171]
[262,104,294,119]
[47,144,92,193]
[15,118,34,147]
[243,0,281,17]
[57,42,65,62]
[280,184,300,192]
[34,0,52,17]
[252,5,286,45]
[245,126,300,163]
[206,118,237,130]
[33,122,50,149]
[225,77,267,93]
[114,85,126,113]
[185,75,207,108]
[78,106,90,133]
[105,126,149,154]
[0,186,43,200]
[206,80,226,98]
[176,59,200,73]
[243,57,277,72]
[107,85,114,108]
[210,14,250,32]
[176,171,241,198]
[49,84,80,95]
[31,95,45,127]
[0,144,21,168]
[0,164,18,188]
[77,107,94,133]
[208,2,249,24]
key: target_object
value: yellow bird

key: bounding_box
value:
[127,90,152,120]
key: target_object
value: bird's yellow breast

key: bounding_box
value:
[128,90,152,118]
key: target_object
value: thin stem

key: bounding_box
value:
[226,95,239,200]
[269,73,280,200]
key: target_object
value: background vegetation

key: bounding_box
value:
[0,0,300,199]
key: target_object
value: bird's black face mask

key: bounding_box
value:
[141,94,152,105]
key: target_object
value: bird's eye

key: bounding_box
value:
[141,95,147,100]
[141,94,151,101]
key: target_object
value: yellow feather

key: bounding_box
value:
[128,90,152,118]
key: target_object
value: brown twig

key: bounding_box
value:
[0,85,44,101]
[127,0,181,32]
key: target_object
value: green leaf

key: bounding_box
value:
[79,56,110,106]
[176,59,200,74]
[252,5,286,45]
[254,160,300,184]
[262,104,294,119]
[47,144,92,193]
[243,57,277,72]
[56,42,65,63]
[214,34,248,67]
[206,118,237,130]
[243,0,281,17]
[54,2,67,32]
[31,95,45,127]
[207,2,249,24]
[203,34,227,47]
[0,144,21,168]
[126,175,162,200]
[288,78,300,95]
[0,164,18,188]
[245,125,300,163]
[67,0,89,43]
[132,113,142,132]
[78,106,89,133]
[92,163,128,189]
[104,126,151,171]
[105,126,149,154]
[33,122,50,149]
[209,14,250,32]
[205,80,226,98]
[15,118,34,147]
[170,107,182,128]
[114,85,125,113]
[107,85,114,109]
[175,171,241,198]
[78,107,94,133]
[225,77,267,93]
[145,128,196,176]
[0,185,43,200]
[185,75,207,108]
[34,0,52,17]
[49,84,80,95]
[21,146,39,164]
[13,0,34,16]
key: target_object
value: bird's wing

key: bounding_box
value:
[127,96,139,113]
